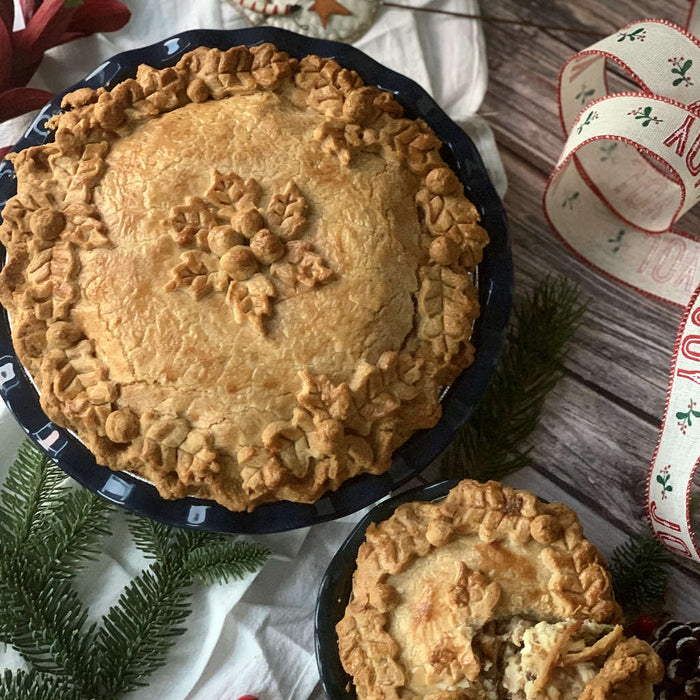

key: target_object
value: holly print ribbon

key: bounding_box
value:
[648,287,700,561]
[544,18,700,306]
[543,5,700,561]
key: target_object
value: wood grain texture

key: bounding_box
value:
[478,0,700,608]
[527,375,657,509]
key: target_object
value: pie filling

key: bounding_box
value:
[400,617,623,699]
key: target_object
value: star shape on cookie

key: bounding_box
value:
[308,0,352,27]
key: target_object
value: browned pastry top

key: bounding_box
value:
[0,44,488,511]
[336,480,664,699]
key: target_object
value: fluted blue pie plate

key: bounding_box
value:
[0,28,511,533]
[315,479,459,699]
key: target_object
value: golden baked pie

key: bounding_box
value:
[0,44,488,511]
[336,480,664,699]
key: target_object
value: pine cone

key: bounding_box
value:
[651,620,700,699]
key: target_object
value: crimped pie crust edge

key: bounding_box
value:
[0,44,489,511]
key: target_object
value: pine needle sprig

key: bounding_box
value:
[127,517,270,581]
[0,549,97,690]
[33,489,112,581]
[126,516,173,562]
[0,446,101,694]
[0,440,112,584]
[0,441,63,547]
[0,669,83,700]
[95,528,270,698]
[0,440,270,699]
[184,540,271,585]
[172,528,228,558]
[442,276,586,481]
[610,533,671,613]
[94,561,193,697]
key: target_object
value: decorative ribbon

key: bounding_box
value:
[543,3,700,561]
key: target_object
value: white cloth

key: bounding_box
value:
[0,2,506,697]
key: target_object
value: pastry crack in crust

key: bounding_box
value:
[336,481,664,700]
[0,44,489,511]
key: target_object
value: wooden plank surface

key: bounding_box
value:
[478,0,700,605]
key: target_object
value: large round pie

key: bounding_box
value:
[0,44,488,511]
[337,480,664,699]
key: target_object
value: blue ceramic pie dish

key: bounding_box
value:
[0,27,511,534]
[315,479,460,699]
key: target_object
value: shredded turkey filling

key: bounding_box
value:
[419,618,623,699]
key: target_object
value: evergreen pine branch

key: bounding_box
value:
[0,441,63,548]
[0,441,112,583]
[32,488,112,581]
[184,540,271,585]
[93,525,270,697]
[0,547,97,691]
[93,560,193,698]
[126,516,173,561]
[127,516,234,563]
[0,669,83,700]
[610,533,671,613]
[177,528,228,550]
[0,440,270,699]
[442,276,586,481]
[169,528,236,563]
[0,442,102,694]
[26,460,79,548]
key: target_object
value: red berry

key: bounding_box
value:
[631,614,658,640]
[237,696,259,700]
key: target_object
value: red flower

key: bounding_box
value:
[0,0,130,123]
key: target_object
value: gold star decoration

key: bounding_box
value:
[308,0,352,27]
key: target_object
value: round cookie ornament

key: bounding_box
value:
[228,0,382,42]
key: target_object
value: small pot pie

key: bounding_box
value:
[336,480,664,699]
[0,44,488,511]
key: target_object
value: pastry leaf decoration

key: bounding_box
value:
[0,440,270,698]
[442,276,586,481]
[164,170,334,334]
